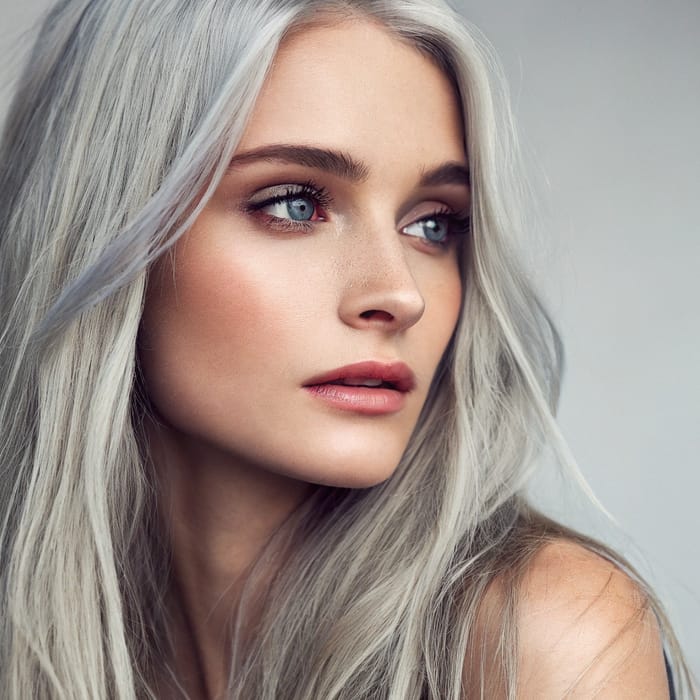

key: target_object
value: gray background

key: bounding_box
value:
[2,0,698,680]
[459,0,699,679]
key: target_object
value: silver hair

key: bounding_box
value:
[0,0,694,698]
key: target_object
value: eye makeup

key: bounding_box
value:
[244,180,331,232]
[402,205,470,248]
[241,177,470,248]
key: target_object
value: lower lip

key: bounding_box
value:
[304,384,407,415]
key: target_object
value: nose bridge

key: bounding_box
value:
[338,212,425,330]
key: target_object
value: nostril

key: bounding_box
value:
[360,309,395,322]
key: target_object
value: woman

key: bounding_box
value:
[0,0,693,697]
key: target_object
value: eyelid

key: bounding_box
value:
[242,181,331,233]
[246,180,333,210]
[400,206,471,247]
[242,181,470,243]
[400,203,470,229]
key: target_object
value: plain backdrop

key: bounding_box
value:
[1,0,698,681]
[457,0,700,679]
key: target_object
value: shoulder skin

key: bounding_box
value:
[516,540,670,698]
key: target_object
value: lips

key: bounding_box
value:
[303,361,415,415]
[303,361,415,392]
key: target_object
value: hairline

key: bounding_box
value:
[280,5,462,93]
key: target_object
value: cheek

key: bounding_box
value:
[419,258,463,356]
[147,232,302,345]
[138,238,296,415]
[440,263,463,331]
[137,215,352,438]
[420,265,462,391]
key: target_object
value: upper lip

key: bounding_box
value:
[303,361,416,392]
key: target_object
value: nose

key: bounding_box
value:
[337,221,425,332]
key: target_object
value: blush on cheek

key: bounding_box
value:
[139,235,301,419]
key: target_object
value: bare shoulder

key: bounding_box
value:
[517,539,670,698]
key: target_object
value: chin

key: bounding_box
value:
[286,435,408,489]
[274,451,403,490]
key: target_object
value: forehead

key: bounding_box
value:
[236,19,466,175]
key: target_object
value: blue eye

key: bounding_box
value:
[246,182,331,230]
[262,196,316,222]
[403,217,450,244]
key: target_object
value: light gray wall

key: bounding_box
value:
[460,0,700,678]
[2,0,698,680]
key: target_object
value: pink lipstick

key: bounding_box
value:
[303,361,415,415]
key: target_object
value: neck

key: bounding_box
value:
[146,418,313,699]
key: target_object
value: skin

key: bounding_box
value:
[464,541,670,698]
[516,542,670,698]
[138,17,670,700]
[139,19,466,699]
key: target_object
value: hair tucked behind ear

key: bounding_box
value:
[0,1,694,698]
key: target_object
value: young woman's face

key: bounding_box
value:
[139,20,468,487]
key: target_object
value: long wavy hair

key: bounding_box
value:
[0,0,693,698]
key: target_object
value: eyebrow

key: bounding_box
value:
[419,161,471,188]
[229,145,369,182]
[228,144,470,189]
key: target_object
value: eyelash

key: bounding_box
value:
[245,181,471,245]
[419,206,471,246]
[245,181,331,232]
